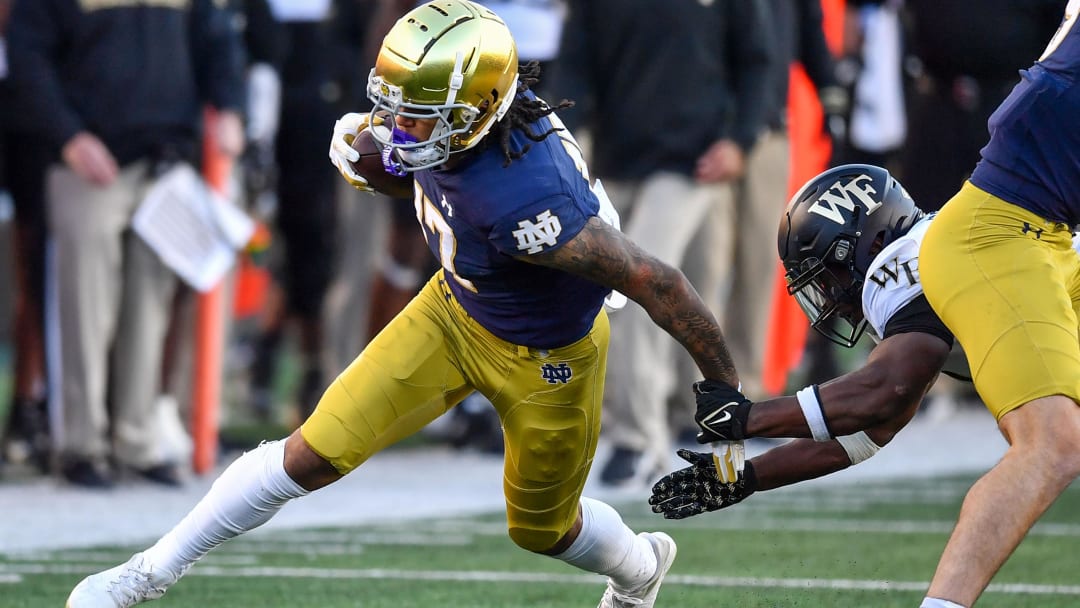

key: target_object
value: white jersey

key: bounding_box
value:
[861,216,932,340]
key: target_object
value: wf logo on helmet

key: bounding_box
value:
[808,173,883,224]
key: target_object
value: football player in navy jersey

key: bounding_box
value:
[915,2,1080,606]
[654,3,1080,606]
[65,2,740,607]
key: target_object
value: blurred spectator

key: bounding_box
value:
[831,0,907,168]
[551,0,775,486]
[0,0,52,474]
[799,0,908,388]
[247,0,354,425]
[8,0,246,488]
[677,0,846,414]
[321,0,384,375]
[479,0,565,99]
[898,0,1063,212]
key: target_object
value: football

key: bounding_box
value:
[349,128,415,199]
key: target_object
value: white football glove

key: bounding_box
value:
[328,112,375,192]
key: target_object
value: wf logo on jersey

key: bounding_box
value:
[869,257,918,288]
[513,210,562,254]
[541,363,573,384]
[808,174,883,224]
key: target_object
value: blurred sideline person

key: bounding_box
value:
[7,0,246,488]
[898,0,1062,214]
[673,0,846,427]
[552,0,774,487]
[247,0,351,424]
[654,5,1080,604]
[65,3,742,607]
[0,0,52,474]
[649,164,960,518]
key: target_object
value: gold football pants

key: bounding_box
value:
[301,270,609,551]
[920,182,1080,419]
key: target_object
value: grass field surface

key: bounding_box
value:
[4,473,1078,607]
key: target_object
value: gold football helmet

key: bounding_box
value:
[367,0,519,173]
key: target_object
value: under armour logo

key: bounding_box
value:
[541,363,573,384]
[1022,222,1044,239]
[513,210,562,254]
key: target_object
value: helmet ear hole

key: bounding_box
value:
[869,232,887,257]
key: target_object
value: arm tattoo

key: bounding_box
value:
[527,217,739,385]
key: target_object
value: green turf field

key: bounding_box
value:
[4,474,1079,607]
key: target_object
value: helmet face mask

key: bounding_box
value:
[785,244,868,348]
[366,0,519,174]
[778,164,924,348]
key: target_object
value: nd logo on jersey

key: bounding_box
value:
[513,210,562,254]
[541,363,572,384]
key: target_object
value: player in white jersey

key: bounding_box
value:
[650,164,966,517]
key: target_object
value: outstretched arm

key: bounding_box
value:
[650,331,952,518]
[748,331,950,439]
[526,216,739,387]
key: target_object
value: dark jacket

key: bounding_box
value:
[905,0,1063,85]
[765,0,839,129]
[552,0,775,180]
[8,0,245,166]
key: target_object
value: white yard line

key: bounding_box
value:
[3,562,1079,597]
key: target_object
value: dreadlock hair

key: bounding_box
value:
[492,61,575,167]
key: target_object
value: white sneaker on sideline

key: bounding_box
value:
[598,531,678,607]
[66,553,184,607]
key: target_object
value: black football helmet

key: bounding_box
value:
[778,164,924,347]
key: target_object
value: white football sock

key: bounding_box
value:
[554,497,657,590]
[920,598,966,608]
[142,439,309,579]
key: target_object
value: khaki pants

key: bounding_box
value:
[680,129,789,403]
[48,161,178,468]
[600,172,731,464]
[601,131,787,463]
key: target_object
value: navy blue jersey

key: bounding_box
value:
[971,1,1080,225]
[412,97,610,349]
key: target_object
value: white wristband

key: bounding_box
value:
[796,385,831,442]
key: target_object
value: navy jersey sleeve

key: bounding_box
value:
[488,193,595,257]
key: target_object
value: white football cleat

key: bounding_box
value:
[598,531,678,608]
[66,553,184,607]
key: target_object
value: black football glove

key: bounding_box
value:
[693,380,753,443]
[648,449,758,520]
